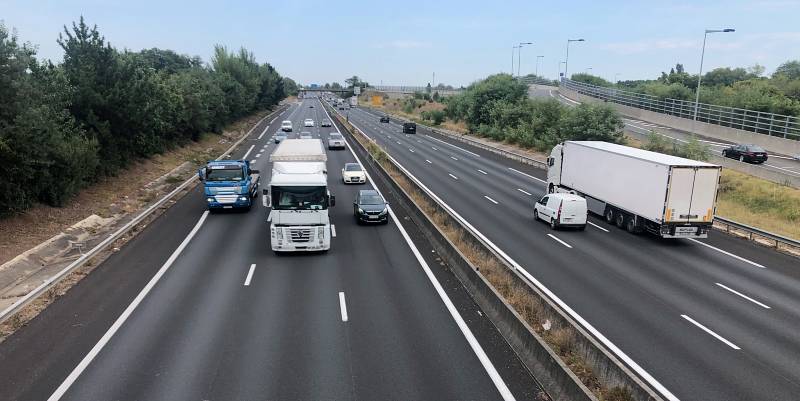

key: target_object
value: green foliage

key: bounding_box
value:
[0,18,289,215]
[570,73,612,87]
[421,110,445,125]
[775,60,800,80]
[641,132,710,161]
[639,82,694,100]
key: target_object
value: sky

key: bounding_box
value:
[2,0,800,87]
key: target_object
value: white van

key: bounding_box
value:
[534,193,587,230]
[280,120,293,132]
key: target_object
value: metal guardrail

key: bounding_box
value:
[0,104,288,326]
[370,106,800,255]
[517,76,559,86]
[561,78,800,141]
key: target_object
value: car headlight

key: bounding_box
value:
[358,208,365,214]
[379,207,388,215]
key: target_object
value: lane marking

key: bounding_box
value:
[587,221,609,232]
[451,156,459,161]
[449,173,459,180]
[257,126,269,140]
[681,314,740,350]
[409,148,415,153]
[484,195,498,204]
[687,239,765,268]
[255,153,262,158]
[331,224,337,238]
[508,167,546,183]
[425,135,481,157]
[715,283,771,309]
[426,159,432,164]
[547,233,573,248]
[397,141,402,145]
[250,159,256,164]
[244,263,256,286]
[478,169,488,175]
[517,188,532,196]
[344,118,515,400]
[339,292,348,322]
[242,144,256,159]
[432,146,438,151]
[48,211,210,401]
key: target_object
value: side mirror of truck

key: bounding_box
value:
[329,195,336,207]
[250,169,260,175]
[262,188,269,196]
[197,168,206,182]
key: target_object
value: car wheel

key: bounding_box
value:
[739,155,745,162]
[615,212,625,228]
[550,217,558,230]
[533,209,539,221]
[605,208,614,224]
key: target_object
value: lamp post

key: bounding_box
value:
[693,28,735,121]
[559,61,566,79]
[564,38,585,79]
[535,55,544,78]
[517,42,533,77]
[511,45,519,75]
[585,67,592,74]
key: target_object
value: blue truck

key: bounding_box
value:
[198,160,260,210]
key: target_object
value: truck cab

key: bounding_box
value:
[198,160,260,210]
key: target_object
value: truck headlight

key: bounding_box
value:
[207,197,214,202]
[239,196,248,201]
[317,226,324,244]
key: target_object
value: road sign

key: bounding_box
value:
[354,86,361,95]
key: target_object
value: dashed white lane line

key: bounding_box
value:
[715,283,771,309]
[244,264,256,286]
[409,148,415,153]
[587,221,609,232]
[484,195,498,204]
[449,173,459,180]
[547,233,573,248]
[257,127,269,140]
[426,159,432,164]
[425,135,481,157]
[339,292,349,322]
[508,167,546,183]
[451,156,459,161]
[688,239,765,268]
[681,314,740,350]
[432,146,438,151]
[255,153,262,158]
[250,159,256,164]
[331,224,337,238]
[517,188,532,196]
[397,141,402,145]
[242,144,256,159]
[477,169,488,175]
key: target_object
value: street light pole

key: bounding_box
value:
[564,38,584,79]
[535,55,544,78]
[585,67,592,74]
[559,61,566,78]
[517,42,532,77]
[693,28,735,121]
[511,46,519,75]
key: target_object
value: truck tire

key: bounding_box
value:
[625,217,637,233]
[615,212,626,228]
[605,208,614,224]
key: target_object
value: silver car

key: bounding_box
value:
[328,133,346,150]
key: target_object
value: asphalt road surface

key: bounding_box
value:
[344,103,800,401]
[0,99,544,401]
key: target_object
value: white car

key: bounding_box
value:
[342,163,367,184]
[534,193,587,230]
[280,120,293,132]
[304,118,315,127]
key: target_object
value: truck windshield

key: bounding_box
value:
[272,186,327,210]
[206,167,244,181]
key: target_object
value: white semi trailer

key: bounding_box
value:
[266,139,335,252]
[546,141,721,238]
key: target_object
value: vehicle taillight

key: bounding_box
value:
[557,201,563,220]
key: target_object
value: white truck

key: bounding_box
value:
[546,141,721,238]
[266,139,335,252]
[349,96,358,107]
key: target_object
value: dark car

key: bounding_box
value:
[380,116,390,123]
[722,144,768,164]
[402,122,416,134]
[353,189,389,224]
[274,133,287,143]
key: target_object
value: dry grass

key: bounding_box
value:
[338,109,633,401]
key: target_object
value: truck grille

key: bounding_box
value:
[215,195,238,204]
[289,228,312,243]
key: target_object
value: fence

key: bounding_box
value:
[560,79,800,141]
[366,85,463,95]
[518,76,559,86]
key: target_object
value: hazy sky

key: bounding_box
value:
[3,0,800,86]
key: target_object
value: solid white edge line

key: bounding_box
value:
[516,188,532,196]
[339,291,348,322]
[331,224,337,238]
[449,173,459,180]
[425,134,481,157]
[484,195,498,204]
[478,169,488,175]
[365,143,679,401]
[715,283,771,309]
[680,314,741,350]
[242,144,256,160]
[508,167,546,183]
[547,233,573,248]
[48,211,210,401]
[687,239,765,268]
[587,221,609,232]
[339,115,515,400]
[244,263,256,286]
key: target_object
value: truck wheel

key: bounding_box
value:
[615,213,625,228]
[550,217,558,230]
[605,208,614,224]
[625,217,637,233]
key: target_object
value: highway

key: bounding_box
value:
[341,103,800,401]
[0,98,543,400]
[530,86,800,178]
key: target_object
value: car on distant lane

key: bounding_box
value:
[328,133,346,150]
[280,120,293,132]
[722,144,768,164]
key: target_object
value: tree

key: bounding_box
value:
[703,67,756,87]
[774,60,800,80]
[570,73,612,87]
